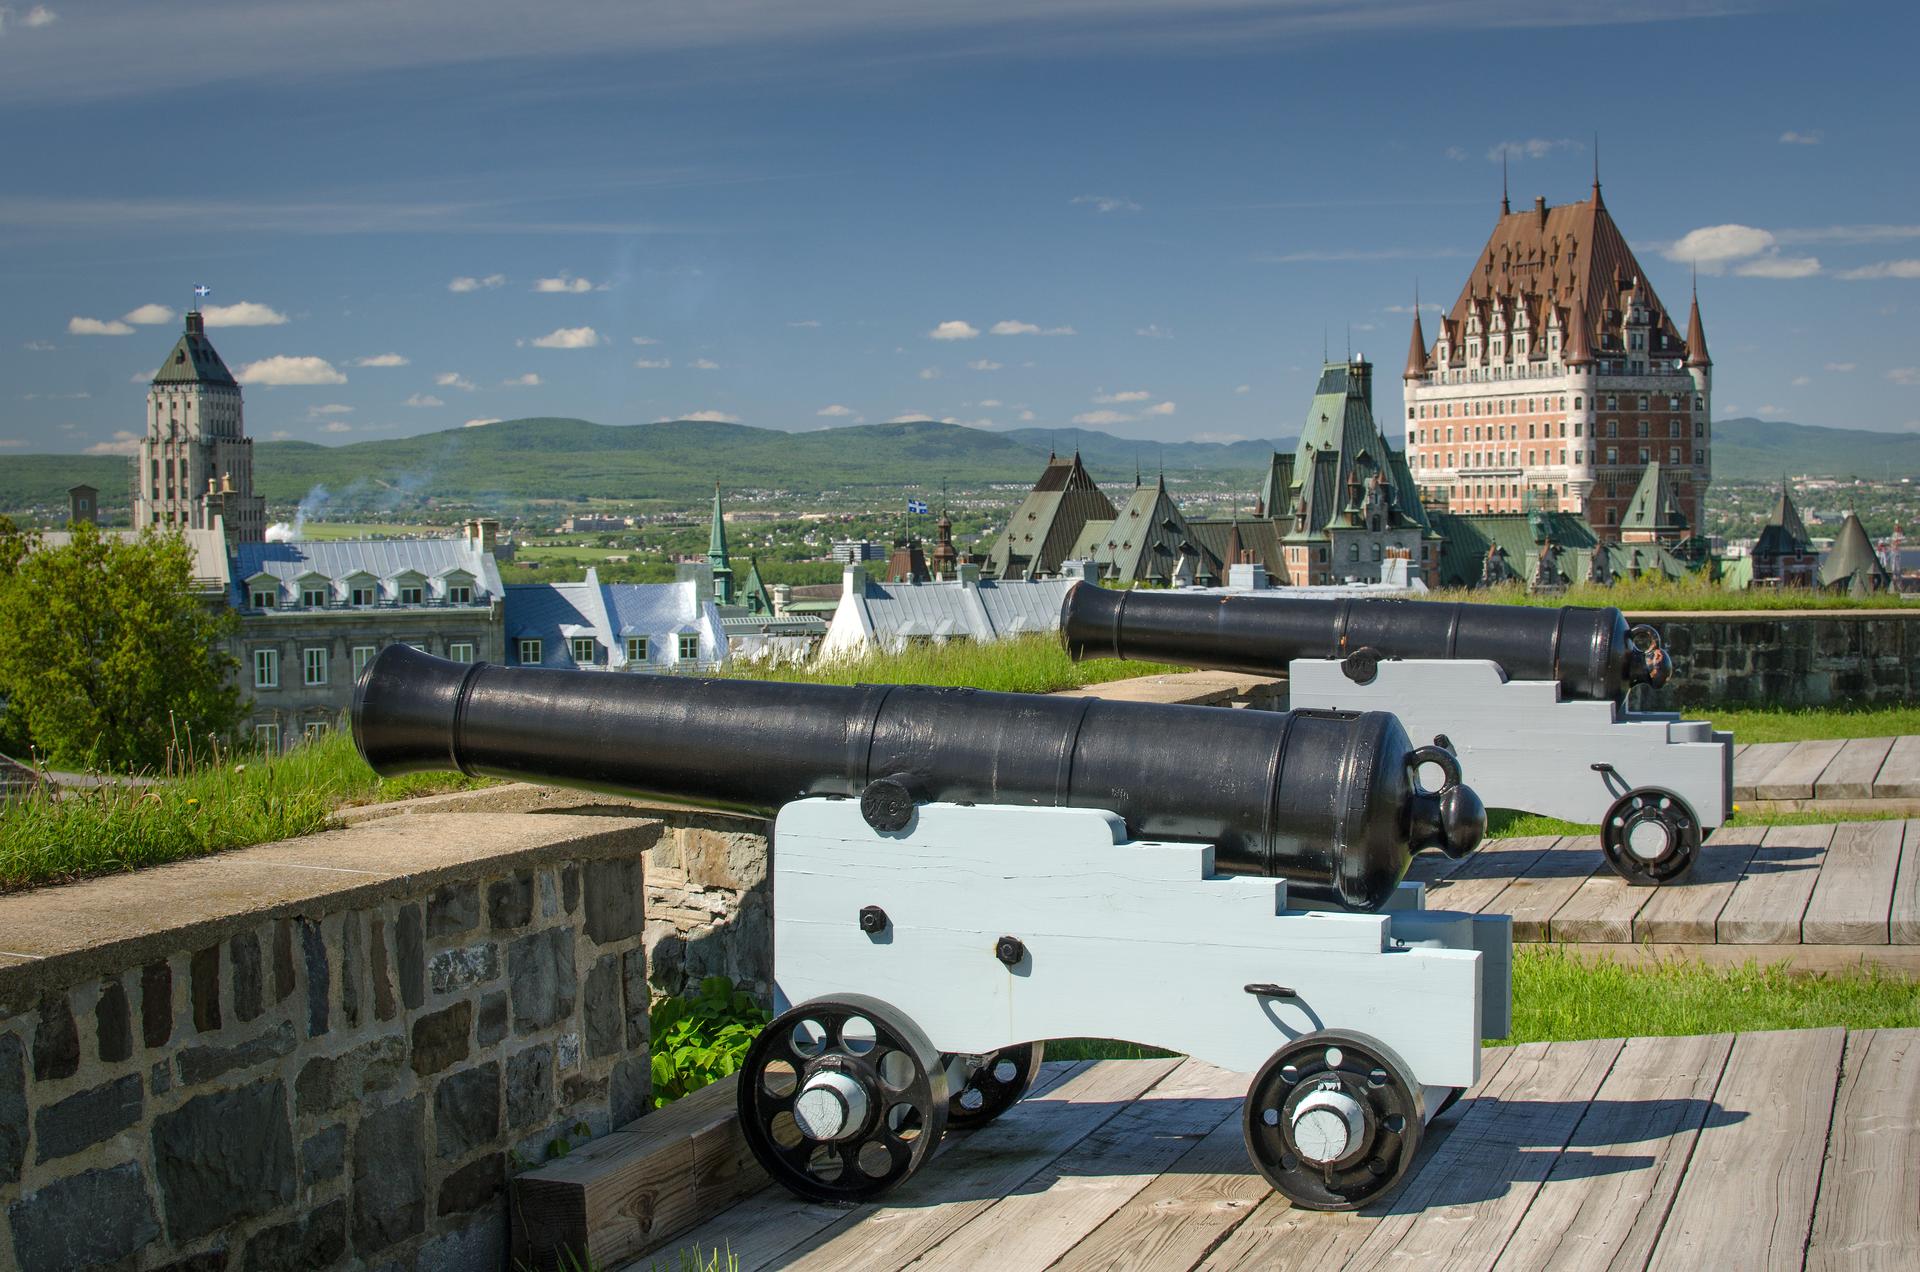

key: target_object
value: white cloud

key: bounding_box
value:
[632,335,660,345]
[1191,431,1249,444]
[1824,362,1857,373]
[817,404,855,417]
[967,359,1002,371]
[1135,324,1173,339]
[978,398,1003,408]
[307,403,353,416]
[435,371,476,390]
[355,352,409,366]
[503,372,542,386]
[23,6,57,28]
[1235,384,1251,394]
[1487,137,1576,162]
[990,320,1074,335]
[268,430,292,440]
[237,355,346,386]
[530,325,600,349]
[634,357,671,369]
[1736,255,1821,279]
[1018,409,1036,421]
[463,417,501,428]
[22,340,55,351]
[1094,389,1151,404]
[68,315,134,335]
[1072,195,1141,213]
[202,300,289,327]
[929,320,980,341]
[85,431,142,456]
[1779,129,1823,145]
[691,357,720,370]
[534,273,594,293]
[1144,401,1176,415]
[123,303,175,325]
[1889,368,1920,386]
[321,420,353,434]
[788,319,821,328]
[1443,146,1468,162]
[1073,409,1133,426]
[1385,303,1445,314]
[1837,259,1920,280]
[886,413,931,424]
[404,393,444,407]
[1790,376,1811,387]
[659,410,741,424]
[918,367,941,380]
[448,274,506,292]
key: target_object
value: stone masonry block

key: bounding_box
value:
[95,975,133,1063]
[230,929,263,1023]
[611,1053,649,1129]
[190,943,222,1033]
[476,991,509,1048]
[7,1161,161,1268]
[508,926,576,1034]
[411,1000,473,1077]
[339,913,364,1030]
[33,991,78,1081]
[152,1078,297,1243]
[505,1043,552,1130]
[272,918,297,1003]
[429,942,501,996]
[562,863,580,913]
[300,919,329,1037]
[0,1031,26,1185]
[433,1061,501,1160]
[351,1096,426,1256]
[370,918,397,1022]
[34,1072,142,1163]
[300,1123,347,1187]
[426,881,480,938]
[488,870,534,931]
[621,947,649,1049]
[436,1151,505,1216]
[142,958,174,1048]
[584,953,623,1060]
[582,858,644,943]
[176,1018,298,1086]
[241,1198,346,1272]
[397,903,426,1010]
[295,1035,408,1117]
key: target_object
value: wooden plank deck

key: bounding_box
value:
[648,1030,1919,1272]
[1733,735,1920,811]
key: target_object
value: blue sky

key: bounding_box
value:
[5,0,1918,459]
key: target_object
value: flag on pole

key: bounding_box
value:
[193,284,212,299]
[907,499,929,515]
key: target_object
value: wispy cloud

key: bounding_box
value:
[634,357,671,369]
[1073,409,1133,426]
[919,367,942,380]
[1889,368,1920,387]
[1094,389,1151,404]
[1135,324,1173,339]
[1779,129,1823,145]
[449,274,507,292]
[307,403,353,416]
[22,340,55,352]
[68,316,134,336]
[1234,384,1251,394]
[1736,255,1821,279]
[530,325,600,349]
[238,355,346,386]
[990,319,1074,336]
[533,273,596,293]
[355,352,409,367]
[1486,137,1578,162]
[202,300,289,327]
[86,431,143,456]
[788,319,822,329]
[632,335,660,345]
[691,357,720,370]
[1072,195,1141,213]
[404,393,444,407]
[817,404,855,417]
[436,372,476,390]
[659,410,741,424]
[122,303,175,325]
[967,359,1002,371]
[503,372,542,386]
[1144,401,1176,416]
[1663,224,1821,278]
[1837,259,1920,281]
[929,320,979,341]
[463,418,501,428]
[320,420,354,434]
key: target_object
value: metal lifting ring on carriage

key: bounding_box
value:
[942,1042,1047,1129]
[1599,787,1702,886]
[735,995,949,1203]
[1242,1030,1426,1212]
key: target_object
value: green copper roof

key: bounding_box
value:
[1620,462,1689,534]
[151,313,237,387]
[1819,512,1891,595]
[1283,361,1433,543]
[706,486,733,604]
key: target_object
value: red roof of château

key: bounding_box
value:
[1404,307,1427,380]
[1686,292,1711,366]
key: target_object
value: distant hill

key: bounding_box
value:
[1710,417,1920,481]
[6,414,1913,520]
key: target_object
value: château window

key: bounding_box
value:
[678,633,699,661]
[250,587,277,609]
[351,585,375,606]
[254,648,279,689]
[303,721,328,741]
[1670,447,1681,464]
[399,585,424,605]
[1574,395,1583,409]
[1694,394,1704,410]
[1639,447,1651,463]
[1638,396,1649,410]
[626,636,649,663]
[302,587,327,608]
[1637,421,1649,438]
[1606,395,1618,410]
[254,722,280,751]
[571,637,596,664]
[352,645,377,677]
[449,643,475,663]
[448,584,473,604]
[517,638,542,664]
[303,647,327,686]
[1695,422,1705,438]
[1695,449,1705,465]
[1606,447,1619,465]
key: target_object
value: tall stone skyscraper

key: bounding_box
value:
[134,309,266,545]
[1401,177,1712,536]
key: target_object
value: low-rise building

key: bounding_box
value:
[820,561,1087,658]
[503,568,727,674]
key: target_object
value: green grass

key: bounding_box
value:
[1483,806,1906,840]
[1684,702,1920,744]
[722,632,1186,695]
[1504,946,1920,1045]
[0,730,487,891]
[1429,575,1915,612]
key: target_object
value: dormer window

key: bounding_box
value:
[302,587,328,608]
[570,636,596,664]
[351,585,375,606]
[251,587,277,609]
[400,584,423,605]
[448,583,473,604]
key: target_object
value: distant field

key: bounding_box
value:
[1432,576,1915,611]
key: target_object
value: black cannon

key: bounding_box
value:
[1059,584,1671,702]
[353,643,1485,913]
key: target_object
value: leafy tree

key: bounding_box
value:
[0,518,241,771]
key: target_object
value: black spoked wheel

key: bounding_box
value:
[736,995,949,1203]
[942,1042,1046,1130]
[1242,1030,1425,1212]
[1599,787,1701,886]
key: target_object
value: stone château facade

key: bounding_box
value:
[134,310,267,548]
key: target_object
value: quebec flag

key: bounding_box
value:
[907,499,930,515]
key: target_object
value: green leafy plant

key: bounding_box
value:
[649,976,771,1107]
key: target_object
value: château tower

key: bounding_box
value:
[134,310,266,546]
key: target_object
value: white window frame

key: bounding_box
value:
[677,633,699,662]
[447,583,474,604]
[398,584,424,605]
[303,721,328,741]
[351,645,378,678]
[517,638,543,665]
[570,636,597,664]
[254,722,280,751]
[303,646,327,687]
[350,585,375,607]
[626,636,648,663]
[253,648,279,689]
[301,587,328,609]
[449,642,475,664]
[250,588,277,609]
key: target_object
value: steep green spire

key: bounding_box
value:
[708,484,734,604]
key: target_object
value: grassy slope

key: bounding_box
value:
[723,632,1180,694]
[1431,576,1915,611]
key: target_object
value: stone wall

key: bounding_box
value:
[0,812,658,1272]
[1632,609,1920,708]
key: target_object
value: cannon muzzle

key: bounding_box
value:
[353,644,1485,911]
[1061,584,1671,702]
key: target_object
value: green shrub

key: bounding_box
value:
[649,977,771,1107]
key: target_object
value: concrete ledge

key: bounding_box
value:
[0,811,663,1011]
[1050,669,1283,707]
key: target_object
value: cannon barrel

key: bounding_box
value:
[352,644,1485,912]
[1061,584,1671,701]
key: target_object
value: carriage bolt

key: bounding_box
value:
[1291,1088,1368,1164]
[792,1070,871,1141]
